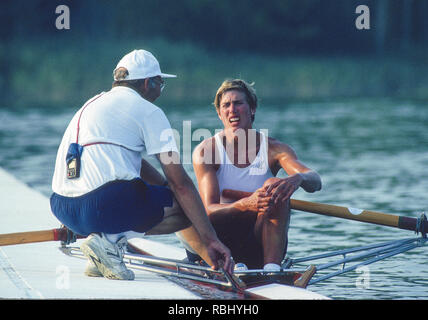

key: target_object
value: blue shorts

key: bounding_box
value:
[50,179,173,236]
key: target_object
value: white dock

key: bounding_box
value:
[0,168,199,299]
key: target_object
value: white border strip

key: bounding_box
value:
[0,248,44,299]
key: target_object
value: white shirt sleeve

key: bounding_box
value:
[141,108,178,155]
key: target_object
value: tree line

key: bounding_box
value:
[1,0,427,55]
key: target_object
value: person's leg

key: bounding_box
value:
[254,178,291,268]
[257,200,290,266]
[80,233,135,280]
[51,188,135,279]
[79,180,167,280]
[208,210,263,269]
[142,197,191,235]
[175,225,214,266]
[145,197,217,267]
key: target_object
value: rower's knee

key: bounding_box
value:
[263,177,281,188]
[265,198,291,220]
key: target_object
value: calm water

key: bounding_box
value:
[0,98,427,299]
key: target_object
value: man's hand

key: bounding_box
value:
[205,238,234,274]
[263,174,303,206]
[239,187,273,213]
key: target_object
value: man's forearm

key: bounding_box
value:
[205,200,255,219]
[168,176,218,243]
[140,158,167,185]
[298,171,322,193]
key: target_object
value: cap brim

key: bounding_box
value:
[160,73,177,78]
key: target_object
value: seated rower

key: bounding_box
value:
[185,79,322,271]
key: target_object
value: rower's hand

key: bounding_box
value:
[206,239,234,274]
[240,187,272,213]
[263,174,303,206]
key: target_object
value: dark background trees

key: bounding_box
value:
[1,0,427,108]
[2,0,426,55]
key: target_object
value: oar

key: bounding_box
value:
[222,189,427,235]
[0,227,82,246]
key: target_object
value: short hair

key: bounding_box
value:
[113,67,129,81]
[213,79,257,122]
[112,67,145,90]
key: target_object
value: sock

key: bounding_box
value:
[263,263,281,271]
[104,231,145,243]
[104,232,125,243]
[123,231,145,240]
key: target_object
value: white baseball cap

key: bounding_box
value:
[113,49,177,81]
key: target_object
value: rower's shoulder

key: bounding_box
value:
[192,136,218,167]
[267,136,294,152]
[267,137,298,161]
[194,136,216,153]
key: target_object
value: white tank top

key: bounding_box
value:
[215,131,274,203]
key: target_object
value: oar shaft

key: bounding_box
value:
[222,189,425,233]
[290,199,416,231]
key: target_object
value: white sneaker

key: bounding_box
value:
[84,260,103,277]
[234,263,249,273]
[80,233,134,280]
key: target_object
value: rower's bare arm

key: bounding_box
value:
[157,152,218,242]
[140,157,167,185]
[270,139,322,193]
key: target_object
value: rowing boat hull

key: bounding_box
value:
[128,238,329,300]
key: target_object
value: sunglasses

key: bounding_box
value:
[150,78,165,92]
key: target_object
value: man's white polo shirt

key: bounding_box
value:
[52,86,178,197]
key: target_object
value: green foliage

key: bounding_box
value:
[2,37,428,110]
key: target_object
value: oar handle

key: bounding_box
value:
[222,189,251,201]
[0,227,83,246]
[222,189,427,234]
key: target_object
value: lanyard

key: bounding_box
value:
[75,92,105,145]
[66,91,130,179]
[75,92,131,150]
